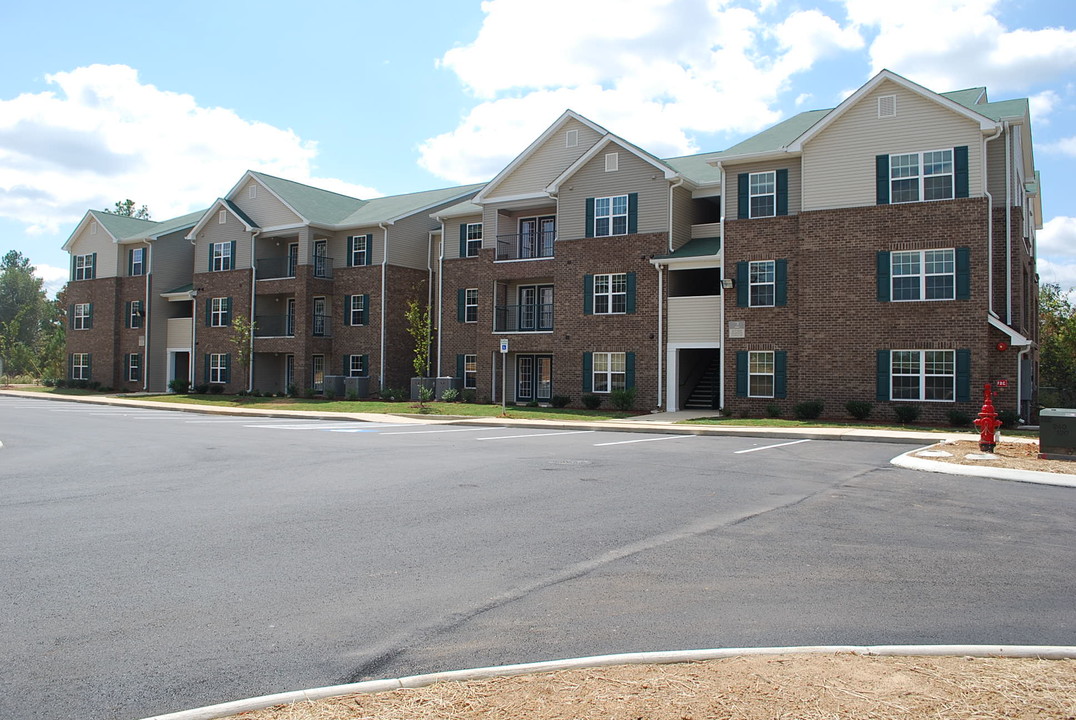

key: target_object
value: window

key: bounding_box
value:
[209,297,230,327]
[129,247,144,276]
[605,152,619,172]
[748,351,775,398]
[593,273,628,314]
[209,353,229,384]
[90,222,97,235]
[891,350,955,401]
[890,149,953,203]
[73,253,94,281]
[347,235,370,267]
[749,261,775,307]
[73,303,91,330]
[594,195,628,237]
[211,242,233,271]
[891,249,955,301]
[749,171,776,218]
[592,351,626,393]
[127,300,143,329]
[127,353,142,383]
[465,223,482,257]
[464,354,477,389]
[71,353,90,380]
[566,129,578,148]
[348,294,366,326]
[312,355,325,391]
[347,354,366,377]
[218,210,227,224]
[465,288,478,323]
[248,184,257,199]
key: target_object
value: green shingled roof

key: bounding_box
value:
[720,109,832,156]
[663,150,725,185]
[339,183,486,226]
[655,236,722,260]
[941,87,987,107]
[975,98,1030,121]
[436,199,483,218]
[250,171,368,224]
[88,210,158,240]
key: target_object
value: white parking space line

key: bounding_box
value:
[733,439,813,454]
[594,435,694,447]
[380,427,505,435]
[476,430,595,441]
[244,423,375,430]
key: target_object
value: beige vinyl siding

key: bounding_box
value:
[668,296,721,343]
[386,211,440,270]
[671,184,696,251]
[557,150,669,240]
[491,118,604,199]
[802,79,984,211]
[165,318,193,349]
[146,229,195,390]
[724,159,802,221]
[68,225,119,278]
[194,211,253,270]
[233,179,302,227]
[444,213,483,260]
[985,125,1024,209]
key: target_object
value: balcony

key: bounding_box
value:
[312,313,332,337]
[496,232,555,261]
[690,222,722,239]
[494,303,554,332]
[313,255,334,279]
[254,314,295,337]
[256,257,297,280]
[668,295,721,343]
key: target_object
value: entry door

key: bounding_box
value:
[313,240,328,277]
[288,243,298,277]
[285,354,294,392]
[519,218,537,258]
[312,297,326,336]
[519,286,537,330]
[286,298,296,336]
[516,355,552,401]
[538,217,556,256]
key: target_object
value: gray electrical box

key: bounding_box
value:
[1039,408,1076,461]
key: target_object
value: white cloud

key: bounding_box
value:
[422,0,863,182]
[31,263,69,298]
[1038,257,1076,294]
[1028,90,1061,125]
[843,0,1076,93]
[0,64,379,234]
[1040,136,1076,157]
[1038,216,1076,259]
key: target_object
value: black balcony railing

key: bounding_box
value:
[313,255,333,279]
[494,303,554,332]
[496,232,555,261]
[255,257,297,280]
[312,313,332,337]
[254,314,295,337]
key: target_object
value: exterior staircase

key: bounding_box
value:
[683,358,721,409]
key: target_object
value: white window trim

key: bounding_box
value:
[71,353,89,380]
[312,354,325,391]
[748,350,775,399]
[592,351,626,394]
[593,273,627,315]
[73,303,90,330]
[891,248,956,302]
[129,300,142,328]
[465,288,478,323]
[131,248,144,276]
[209,353,228,384]
[748,260,776,308]
[212,242,232,271]
[74,254,93,281]
[210,297,228,327]
[464,354,477,389]
[348,354,366,377]
[748,171,776,219]
[593,195,629,237]
[349,294,365,326]
[127,353,141,382]
[890,148,954,204]
[890,349,956,402]
[466,223,482,257]
[350,235,368,266]
[218,209,227,224]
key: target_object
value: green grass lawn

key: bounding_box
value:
[683,415,1038,437]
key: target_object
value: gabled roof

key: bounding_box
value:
[130,210,207,241]
[186,198,260,239]
[546,135,678,193]
[662,150,725,186]
[432,199,483,220]
[941,87,988,107]
[339,183,485,227]
[654,236,722,261]
[721,109,831,158]
[62,210,157,250]
[473,110,609,203]
[244,171,368,225]
[787,69,998,152]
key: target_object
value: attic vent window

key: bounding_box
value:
[90,222,97,235]
[605,152,619,172]
[878,94,897,118]
[566,129,578,148]
[218,210,227,225]
[248,185,257,199]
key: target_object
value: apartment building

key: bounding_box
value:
[64,70,1040,420]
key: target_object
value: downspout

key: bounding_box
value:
[983,124,1003,318]
[660,178,684,409]
[1016,344,1030,419]
[433,216,445,378]
[716,160,727,413]
[1004,121,1012,326]
[379,222,391,390]
[248,230,259,392]
[143,241,151,391]
[189,232,198,388]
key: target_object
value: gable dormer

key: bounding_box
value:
[188,199,258,273]
[225,171,304,229]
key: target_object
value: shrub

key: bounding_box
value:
[168,378,190,394]
[304,387,316,399]
[286,384,297,398]
[893,403,920,424]
[252,389,263,398]
[997,409,1020,429]
[89,380,101,391]
[526,400,539,407]
[845,400,873,421]
[41,378,55,387]
[236,389,248,397]
[461,389,477,404]
[551,394,571,408]
[346,390,358,401]
[54,378,67,388]
[793,399,824,420]
[324,388,336,400]
[582,393,602,410]
[440,387,459,402]
[946,409,973,427]
[766,402,782,418]
[73,379,89,389]
[610,387,636,411]
[209,384,224,395]
[193,384,209,394]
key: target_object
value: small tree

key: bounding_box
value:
[230,314,256,375]
[405,300,432,409]
[105,199,151,219]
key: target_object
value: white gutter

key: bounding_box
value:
[188,288,198,388]
[379,222,391,389]
[983,124,1003,318]
[432,217,445,378]
[143,242,151,392]
[656,265,663,409]
[248,230,259,392]
[1004,121,1012,325]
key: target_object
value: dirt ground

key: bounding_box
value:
[918,438,1076,474]
[233,655,1075,720]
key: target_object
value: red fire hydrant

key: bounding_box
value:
[973,383,1002,453]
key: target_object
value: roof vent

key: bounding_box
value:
[566,129,578,148]
[878,94,897,118]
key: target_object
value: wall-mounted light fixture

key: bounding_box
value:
[721,278,735,290]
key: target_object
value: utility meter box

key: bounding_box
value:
[1039,408,1076,461]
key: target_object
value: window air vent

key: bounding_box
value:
[566,129,578,148]
[605,152,619,172]
[878,95,897,118]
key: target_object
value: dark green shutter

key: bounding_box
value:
[68,304,74,329]
[954,146,969,199]
[735,351,748,397]
[360,294,369,325]
[346,237,354,267]
[627,193,638,234]
[456,354,465,379]
[583,275,594,314]
[90,253,96,279]
[223,354,231,384]
[876,350,890,401]
[585,198,595,238]
[956,349,971,402]
[775,259,788,306]
[459,224,468,258]
[128,250,134,276]
[229,241,236,270]
[877,251,891,302]
[343,295,352,325]
[205,298,211,326]
[70,255,75,282]
[956,247,970,300]
[86,354,91,380]
[625,272,637,314]
[582,352,593,392]
[67,354,74,379]
[86,303,93,329]
[125,301,132,329]
[204,354,210,384]
[876,155,890,205]
[774,351,788,399]
[457,288,466,322]
[208,244,214,272]
[342,355,349,375]
[224,297,232,326]
[361,354,369,376]
[625,352,636,389]
[776,169,788,216]
[737,173,749,219]
[365,234,373,265]
[736,262,748,307]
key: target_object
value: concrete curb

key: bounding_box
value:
[139,645,1076,720]
[892,446,1076,488]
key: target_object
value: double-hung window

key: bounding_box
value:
[464,288,478,323]
[211,242,233,271]
[349,235,368,266]
[593,273,627,314]
[748,351,775,398]
[592,351,626,393]
[348,354,366,377]
[890,149,953,203]
[594,195,628,237]
[73,303,91,330]
[891,350,955,401]
[209,353,229,384]
[129,248,144,276]
[464,354,477,389]
[210,297,230,327]
[71,353,90,380]
[749,171,776,218]
[127,353,142,382]
[348,294,367,326]
[749,261,775,307]
[465,223,482,257]
[73,254,94,281]
[892,249,955,301]
[127,300,143,329]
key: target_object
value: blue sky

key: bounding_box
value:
[1,0,1074,297]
